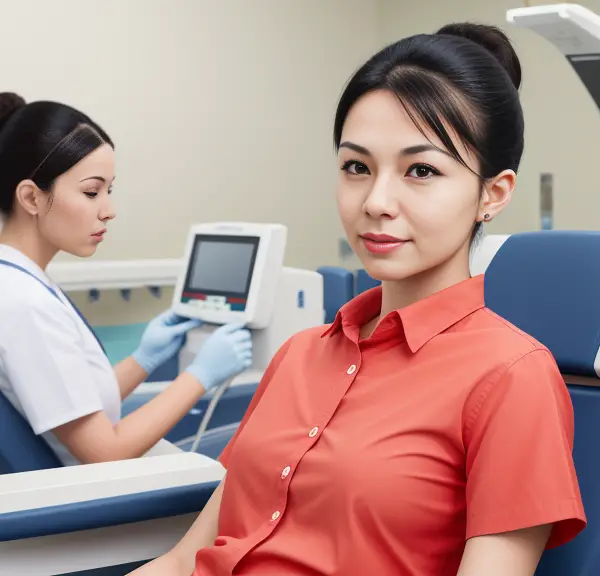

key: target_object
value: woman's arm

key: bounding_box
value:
[113,356,148,400]
[52,371,208,462]
[127,478,225,575]
[457,524,553,576]
[52,323,252,464]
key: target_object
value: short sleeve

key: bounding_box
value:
[0,301,103,435]
[464,348,586,548]
[218,335,294,469]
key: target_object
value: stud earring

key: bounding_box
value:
[483,213,490,221]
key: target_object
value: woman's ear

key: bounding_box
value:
[14,180,41,217]
[476,169,516,223]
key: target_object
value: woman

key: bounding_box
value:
[0,94,252,466]
[133,22,586,576]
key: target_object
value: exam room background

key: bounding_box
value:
[1,0,598,360]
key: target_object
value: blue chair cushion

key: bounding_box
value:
[484,231,600,376]
[535,385,600,576]
[0,480,219,542]
[179,422,240,460]
[355,269,381,296]
[317,267,354,324]
[122,383,257,445]
[0,393,62,474]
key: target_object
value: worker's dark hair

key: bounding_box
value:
[0,93,114,217]
[333,22,524,242]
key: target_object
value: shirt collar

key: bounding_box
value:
[321,274,486,352]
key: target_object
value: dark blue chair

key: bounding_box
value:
[485,230,600,576]
[0,393,62,474]
[355,268,381,295]
[0,390,222,573]
[317,266,354,323]
[122,382,258,446]
[177,422,241,460]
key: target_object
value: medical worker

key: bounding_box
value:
[0,93,252,466]
[135,22,586,576]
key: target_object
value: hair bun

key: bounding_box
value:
[436,23,521,89]
[0,93,26,129]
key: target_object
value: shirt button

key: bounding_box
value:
[271,511,280,521]
[347,364,357,375]
[281,466,291,479]
[309,426,319,438]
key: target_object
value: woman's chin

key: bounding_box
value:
[65,244,99,259]
[359,257,421,283]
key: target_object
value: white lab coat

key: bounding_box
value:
[0,245,121,466]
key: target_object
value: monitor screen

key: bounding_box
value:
[180,234,260,313]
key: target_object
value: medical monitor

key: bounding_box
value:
[173,222,287,328]
[507,3,600,110]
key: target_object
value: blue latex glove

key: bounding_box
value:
[185,323,252,391]
[133,310,203,374]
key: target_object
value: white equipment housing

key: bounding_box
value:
[507,3,600,109]
[180,266,324,383]
[173,222,287,328]
[173,222,324,383]
[470,234,511,276]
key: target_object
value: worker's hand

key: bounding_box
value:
[133,310,203,374]
[185,323,252,391]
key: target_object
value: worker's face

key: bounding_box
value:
[336,90,510,286]
[37,144,116,258]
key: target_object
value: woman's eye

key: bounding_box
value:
[341,160,370,176]
[407,164,439,179]
[84,191,98,198]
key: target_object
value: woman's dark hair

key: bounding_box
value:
[333,22,524,241]
[0,93,114,217]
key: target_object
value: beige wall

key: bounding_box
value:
[0,0,381,271]
[379,0,600,235]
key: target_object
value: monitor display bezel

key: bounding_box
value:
[181,233,260,300]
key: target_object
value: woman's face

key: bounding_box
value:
[336,89,501,285]
[36,144,116,258]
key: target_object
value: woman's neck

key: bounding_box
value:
[360,256,471,340]
[381,261,471,317]
[0,219,57,270]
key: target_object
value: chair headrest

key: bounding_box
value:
[355,269,381,295]
[485,231,600,378]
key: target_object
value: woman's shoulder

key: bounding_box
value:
[462,307,567,414]
[0,275,72,331]
[284,324,333,352]
[467,306,553,364]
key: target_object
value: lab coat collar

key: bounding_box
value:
[0,244,53,286]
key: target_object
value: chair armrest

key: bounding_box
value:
[0,452,224,541]
[143,438,184,457]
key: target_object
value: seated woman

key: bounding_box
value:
[0,94,252,465]
[132,22,586,576]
